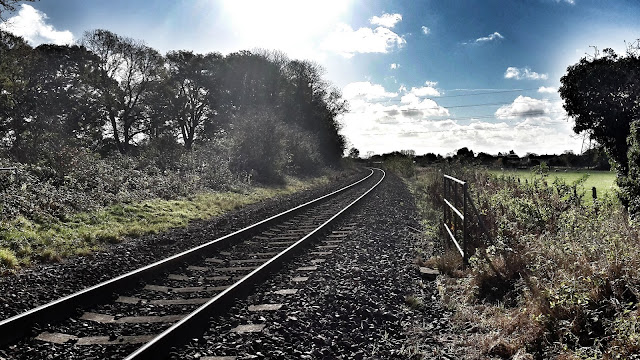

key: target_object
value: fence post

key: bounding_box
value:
[443,176,448,250]
[463,182,468,268]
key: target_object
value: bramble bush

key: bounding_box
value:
[0,141,240,224]
[618,119,640,220]
[412,165,640,358]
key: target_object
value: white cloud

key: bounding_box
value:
[342,81,397,100]
[340,91,580,156]
[556,0,575,4]
[504,66,549,80]
[0,5,74,46]
[495,96,550,119]
[407,85,440,97]
[421,26,431,35]
[475,32,504,43]
[538,86,558,94]
[369,13,402,28]
[321,24,406,58]
[390,63,400,69]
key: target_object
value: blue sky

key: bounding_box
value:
[2,0,640,156]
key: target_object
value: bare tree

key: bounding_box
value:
[0,0,37,19]
[82,29,164,154]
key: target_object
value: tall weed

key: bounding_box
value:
[411,165,640,358]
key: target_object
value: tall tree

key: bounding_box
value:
[28,44,103,149]
[0,29,34,158]
[560,48,640,174]
[165,50,222,150]
[82,29,164,154]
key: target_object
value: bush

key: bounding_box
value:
[411,164,640,358]
[618,119,640,220]
[385,155,415,178]
[229,109,287,184]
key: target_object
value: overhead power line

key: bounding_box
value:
[364,88,542,103]
[357,123,561,136]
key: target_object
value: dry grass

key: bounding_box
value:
[410,166,640,359]
[0,173,333,271]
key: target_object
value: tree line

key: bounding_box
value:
[0,29,347,183]
[351,147,610,170]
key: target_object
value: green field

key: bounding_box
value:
[489,169,617,200]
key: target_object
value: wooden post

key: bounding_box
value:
[463,182,468,269]
[443,177,448,249]
[453,181,459,241]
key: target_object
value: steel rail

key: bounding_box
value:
[126,168,386,359]
[0,169,376,346]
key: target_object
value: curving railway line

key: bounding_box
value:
[0,168,385,359]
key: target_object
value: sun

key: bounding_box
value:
[217,0,352,56]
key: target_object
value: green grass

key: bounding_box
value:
[489,169,617,200]
[0,175,331,272]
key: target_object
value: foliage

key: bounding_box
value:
[560,48,640,175]
[384,155,415,178]
[0,29,349,269]
[531,161,549,176]
[0,173,332,270]
[410,165,640,358]
[618,120,640,219]
[0,0,36,18]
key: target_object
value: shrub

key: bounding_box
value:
[411,164,640,358]
[618,119,640,219]
[385,155,415,178]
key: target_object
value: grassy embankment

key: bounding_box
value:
[0,175,332,272]
[409,165,640,359]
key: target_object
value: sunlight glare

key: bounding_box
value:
[218,0,351,58]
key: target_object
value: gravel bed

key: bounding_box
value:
[0,170,462,359]
[169,171,457,359]
[0,169,366,321]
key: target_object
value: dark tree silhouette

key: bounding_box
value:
[0,0,36,18]
[165,51,223,150]
[82,29,165,154]
[560,48,640,174]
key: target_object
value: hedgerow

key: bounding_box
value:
[411,166,640,358]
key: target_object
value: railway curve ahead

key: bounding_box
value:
[0,168,385,360]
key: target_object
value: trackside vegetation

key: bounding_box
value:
[0,27,349,272]
[0,175,333,271]
[409,164,640,359]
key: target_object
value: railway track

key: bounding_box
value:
[0,168,385,359]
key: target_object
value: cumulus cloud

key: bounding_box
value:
[495,96,550,119]
[342,81,398,100]
[475,31,504,43]
[0,5,74,45]
[339,82,580,157]
[406,85,440,97]
[538,86,558,94]
[504,67,549,80]
[321,24,406,58]
[421,26,430,35]
[369,13,402,28]
[390,63,400,69]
